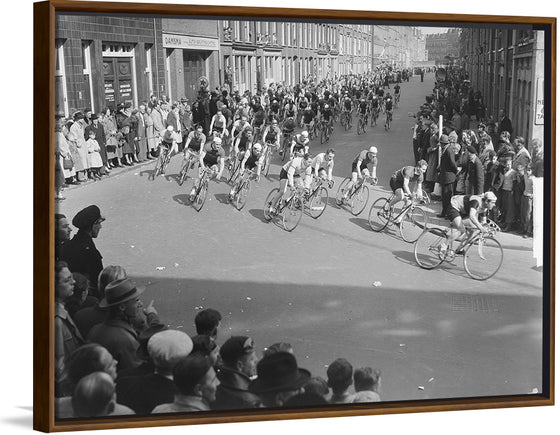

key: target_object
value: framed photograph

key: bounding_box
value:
[33,0,555,433]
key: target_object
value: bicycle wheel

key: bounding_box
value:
[335,178,351,206]
[192,179,208,212]
[368,197,391,232]
[263,188,280,221]
[308,186,329,219]
[320,126,326,144]
[153,153,164,178]
[281,139,289,162]
[414,228,447,270]
[345,115,351,131]
[282,197,303,231]
[177,161,189,186]
[264,152,271,176]
[463,237,503,280]
[399,207,427,243]
[357,119,362,135]
[234,179,251,211]
[350,185,369,216]
[227,158,239,183]
[421,189,431,205]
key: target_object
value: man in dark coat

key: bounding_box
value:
[437,135,459,217]
[60,205,105,298]
[465,146,484,195]
[498,108,513,137]
[213,336,261,410]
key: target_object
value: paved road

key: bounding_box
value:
[57,72,543,402]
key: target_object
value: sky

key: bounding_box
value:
[418,26,453,35]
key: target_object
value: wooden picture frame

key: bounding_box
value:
[33,0,555,432]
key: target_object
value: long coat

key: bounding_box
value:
[56,131,75,179]
[100,115,121,159]
[68,121,88,171]
[438,145,458,185]
[135,112,147,160]
[59,230,103,295]
[116,111,134,154]
[466,157,484,195]
[144,112,157,151]
[425,135,440,183]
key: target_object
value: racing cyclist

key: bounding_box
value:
[228,142,263,201]
[387,160,428,223]
[440,191,498,254]
[189,136,226,201]
[342,146,378,202]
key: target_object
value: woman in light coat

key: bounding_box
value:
[68,113,89,181]
[100,108,122,167]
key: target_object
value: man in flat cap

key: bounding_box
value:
[59,205,105,299]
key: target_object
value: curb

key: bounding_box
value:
[62,159,156,192]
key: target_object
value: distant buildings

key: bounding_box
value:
[54,13,427,116]
[425,29,461,65]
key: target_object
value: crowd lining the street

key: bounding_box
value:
[409,67,544,237]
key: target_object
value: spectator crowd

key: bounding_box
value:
[410,67,544,238]
[54,204,382,418]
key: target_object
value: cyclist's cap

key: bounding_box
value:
[195,123,203,129]
[253,143,262,152]
[166,125,174,132]
[368,146,378,154]
[484,191,497,202]
[301,131,309,138]
[272,119,278,124]
[417,159,428,167]
[213,137,222,145]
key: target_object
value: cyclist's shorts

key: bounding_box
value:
[351,162,369,174]
[203,156,218,167]
[389,176,403,192]
[279,168,300,181]
[447,207,463,221]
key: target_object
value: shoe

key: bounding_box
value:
[228,194,234,202]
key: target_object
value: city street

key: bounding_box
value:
[56,72,543,402]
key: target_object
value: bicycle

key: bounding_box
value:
[280,131,293,162]
[320,119,333,144]
[225,153,242,184]
[413,220,503,280]
[190,166,216,212]
[230,169,259,211]
[305,176,331,219]
[343,110,352,131]
[303,122,315,140]
[152,142,172,179]
[370,106,379,126]
[261,141,277,177]
[335,175,376,216]
[368,193,428,243]
[357,112,368,135]
[384,110,393,131]
[263,185,306,232]
[177,150,199,186]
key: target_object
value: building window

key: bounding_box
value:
[145,44,154,97]
[82,40,95,112]
[55,39,68,116]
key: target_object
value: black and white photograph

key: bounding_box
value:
[13,0,557,434]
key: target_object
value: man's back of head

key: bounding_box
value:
[72,372,116,417]
[327,358,353,394]
[194,308,222,339]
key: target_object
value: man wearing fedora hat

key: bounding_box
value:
[87,278,146,372]
[60,205,105,298]
[248,351,311,407]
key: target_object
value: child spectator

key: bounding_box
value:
[86,130,104,179]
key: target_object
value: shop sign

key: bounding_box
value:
[163,34,219,51]
[535,78,544,125]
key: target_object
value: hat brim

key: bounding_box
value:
[248,368,311,394]
[98,285,146,308]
